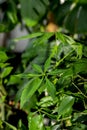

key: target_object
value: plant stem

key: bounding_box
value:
[54,50,73,68]
[77,75,87,81]
[72,82,87,98]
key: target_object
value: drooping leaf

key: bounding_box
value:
[0,51,8,62]
[1,67,13,78]
[20,78,43,108]
[13,32,43,42]
[58,95,75,116]
[46,78,56,99]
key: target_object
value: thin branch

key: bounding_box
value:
[57,116,71,122]
[77,74,87,82]
[55,50,73,68]
[72,82,87,98]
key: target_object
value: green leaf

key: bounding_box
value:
[37,96,54,107]
[7,0,18,24]
[18,73,40,78]
[56,1,71,26]
[56,32,65,43]
[46,78,56,99]
[1,67,13,78]
[33,32,54,45]
[15,86,24,102]
[58,68,73,85]
[20,0,49,26]
[63,34,75,45]
[28,114,45,130]
[38,82,46,94]
[8,75,21,85]
[20,78,43,108]
[71,43,83,59]
[76,44,83,58]
[0,51,8,62]
[0,119,3,128]
[0,63,10,68]
[13,32,43,42]
[64,4,87,33]
[0,84,7,96]
[44,57,51,72]
[58,96,75,116]
[73,59,87,74]
[48,69,65,76]
[23,18,38,27]
[0,0,18,32]
[52,124,61,130]
[32,64,43,73]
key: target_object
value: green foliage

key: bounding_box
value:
[0,0,18,32]
[13,32,43,42]
[64,4,87,33]
[58,95,75,117]
[20,78,43,108]
[20,0,49,26]
[13,32,87,129]
[1,67,13,78]
[28,113,45,130]
[44,57,51,72]
[45,77,56,99]
[0,51,8,62]
[0,0,87,130]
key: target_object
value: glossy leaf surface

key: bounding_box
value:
[20,78,42,108]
